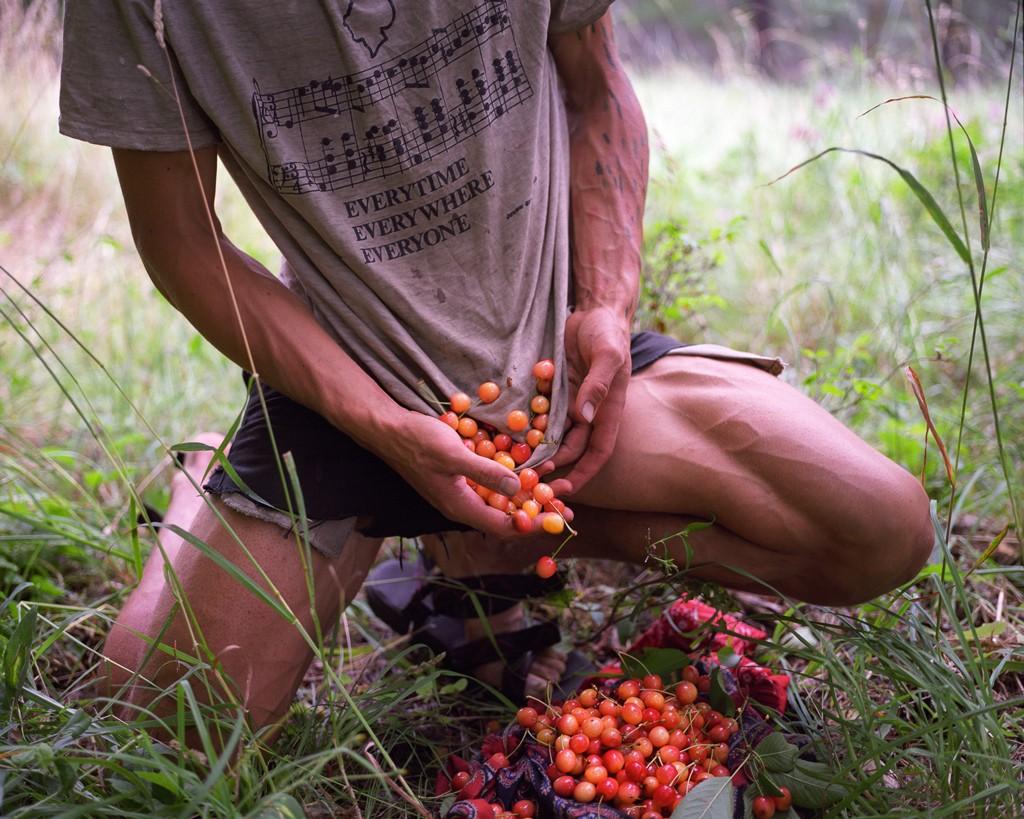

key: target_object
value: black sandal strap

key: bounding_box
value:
[442,620,561,673]
[429,573,565,619]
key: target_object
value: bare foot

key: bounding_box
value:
[464,603,567,699]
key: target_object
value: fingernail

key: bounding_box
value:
[501,477,520,496]
[582,401,595,423]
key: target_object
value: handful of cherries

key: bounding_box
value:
[439,358,573,577]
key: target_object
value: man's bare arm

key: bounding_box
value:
[113,147,524,532]
[552,14,648,319]
[547,15,649,495]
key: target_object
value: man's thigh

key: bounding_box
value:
[568,353,928,556]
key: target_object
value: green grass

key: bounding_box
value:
[1,2,1022,817]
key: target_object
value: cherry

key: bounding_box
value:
[557,713,580,735]
[682,666,700,684]
[648,726,669,747]
[493,433,512,451]
[526,428,545,448]
[456,416,478,438]
[578,688,598,707]
[535,556,557,578]
[478,381,501,403]
[674,682,698,705]
[655,764,676,785]
[555,749,577,774]
[507,410,529,432]
[532,483,555,505]
[642,674,663,690]
[510,442,531,464]
[486,492,510,511]
[487,752,509,770]
[659,745,680,765]
[573,780,597,803]
[512,799,535,817]
[552,775,576,797]
[450,391,472,414]
[533,359,555,381]
[513,509,533,533]
[773,786,793,811]
[535,727,555,745]
[516,706,538,728]
[451,770,470,790]
[601,727,623,748]
[616,781,641,806]
[476,439,497,459]
[752,796,776,819]
[530,394,550,414]
[541,513,565,535]
[706,724,729,744]
[531,413,548,432]
[521,499,542,518]
[603,749,625,773]
[596,776,619,800]
[583,765,607,785]
[617,680,641,700]
[569,733,589,754]
[439,411,459,429]
[518,468,540,491]
[710,765,731,778]
[625,760,646,782]
[535,378,552,395]
[494,451,516,470]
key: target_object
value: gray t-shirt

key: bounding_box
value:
[60,0,613,467]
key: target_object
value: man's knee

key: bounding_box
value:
[813,471,934,605]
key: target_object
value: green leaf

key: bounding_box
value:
[439,677,468,696]
[2,605,37,710]
[773,758,848,808]
[670,776,735,819]
[767,147,971,265]
[620,647,691,682]
[708,668,735,717]
[248,792,307,819]
[961,621,1007,642]
[755,731,800,773]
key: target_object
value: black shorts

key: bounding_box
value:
[204,332,689,540]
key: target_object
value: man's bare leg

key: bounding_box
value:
[101,440,383,735]
[449,354,934,607]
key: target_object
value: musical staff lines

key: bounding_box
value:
[252,0,534,195]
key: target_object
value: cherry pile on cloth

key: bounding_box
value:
[436,596,796,819]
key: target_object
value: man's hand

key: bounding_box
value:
[544,307,631,497]
[380,411,555,539]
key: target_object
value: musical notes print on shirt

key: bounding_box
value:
[251,0,534,195]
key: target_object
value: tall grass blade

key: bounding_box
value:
[766,147,970,264]
[859,94,989,250]
[905,366,955,487]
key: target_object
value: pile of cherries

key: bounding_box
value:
[509,668,775,818]
[439,359,572,577]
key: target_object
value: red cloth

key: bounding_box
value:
[593,596,788,713]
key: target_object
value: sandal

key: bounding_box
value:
[365,553,591,703]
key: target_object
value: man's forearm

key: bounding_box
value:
[146,236,407,452]
[560,20,649,319]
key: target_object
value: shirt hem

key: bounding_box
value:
[58,116,220,152]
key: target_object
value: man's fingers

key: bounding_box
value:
[447,482,522,537]
[550,423,590,469]
[572,347,626,424]
[451,448,521,497]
